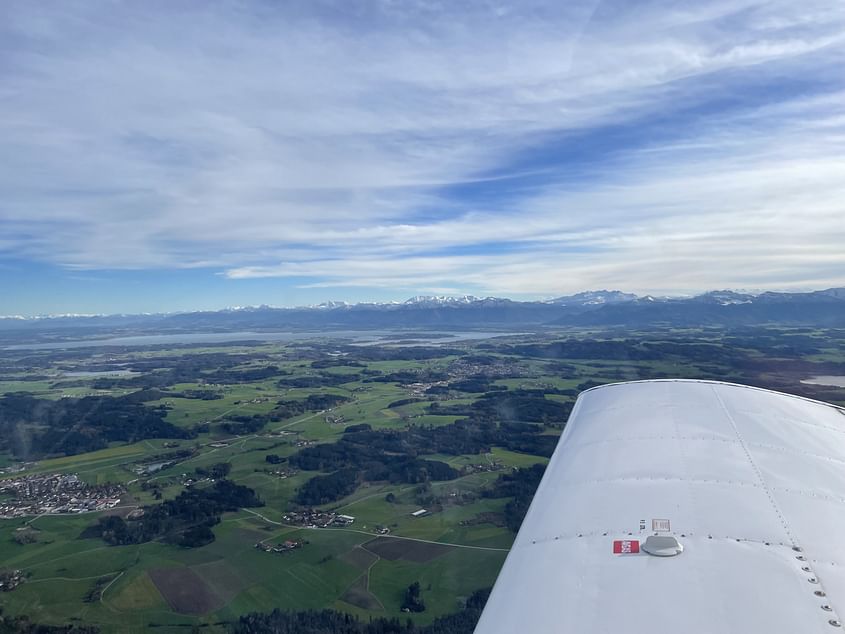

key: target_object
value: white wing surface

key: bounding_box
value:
[475,379,845,633]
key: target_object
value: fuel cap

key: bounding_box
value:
[642,535,684,557]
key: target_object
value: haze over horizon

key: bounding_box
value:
[4,286,845,321]
[2,1,844,315]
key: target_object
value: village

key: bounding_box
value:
[446,356,525,380]
[281,509,355,528]
[403,357,526,399]
[0,473,124,518]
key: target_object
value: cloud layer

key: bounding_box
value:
[2,0,844,300]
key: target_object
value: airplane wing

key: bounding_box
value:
[474,379,845,633]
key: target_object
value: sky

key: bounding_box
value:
[1,0,845,315]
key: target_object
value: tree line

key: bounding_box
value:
[96,479,262,548]
[428,389,573,425]
[290,417,555,506]
[231,588,490,634]
[482,463,547,532]
[0,392,195,458]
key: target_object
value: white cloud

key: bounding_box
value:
[0,0,844,298]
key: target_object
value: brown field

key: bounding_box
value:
[340,574,383,611]
[363,537,453,563]
[192,558,251,602]
[148,566,223,615]
[340,545,379,571]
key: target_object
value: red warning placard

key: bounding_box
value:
[613,540,640,554]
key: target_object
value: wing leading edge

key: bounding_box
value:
[474,379,845,633]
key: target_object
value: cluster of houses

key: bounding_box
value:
[462,461,504,474]
[406,381,446,398]
[254,539,303,554]
[233,397,270,405]
[268,468,299,479]
[0,473,123,518]
[0,569,25,592]
[282,510,355,528]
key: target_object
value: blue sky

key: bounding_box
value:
[2,0,844,315]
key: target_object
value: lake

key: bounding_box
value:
[62,370,138,377]
[3,330,519,351]
[800,375,845,388]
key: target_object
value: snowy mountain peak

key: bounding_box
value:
[694,290,755,306]
[548,290,638,306]
[219,304,279,312]
[404,295,484,306]
[312,300,351,310]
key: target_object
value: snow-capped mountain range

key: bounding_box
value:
[2,288,845,332]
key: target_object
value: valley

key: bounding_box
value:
[0,324,843,633]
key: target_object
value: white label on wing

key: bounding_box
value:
[652,518,671,532]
